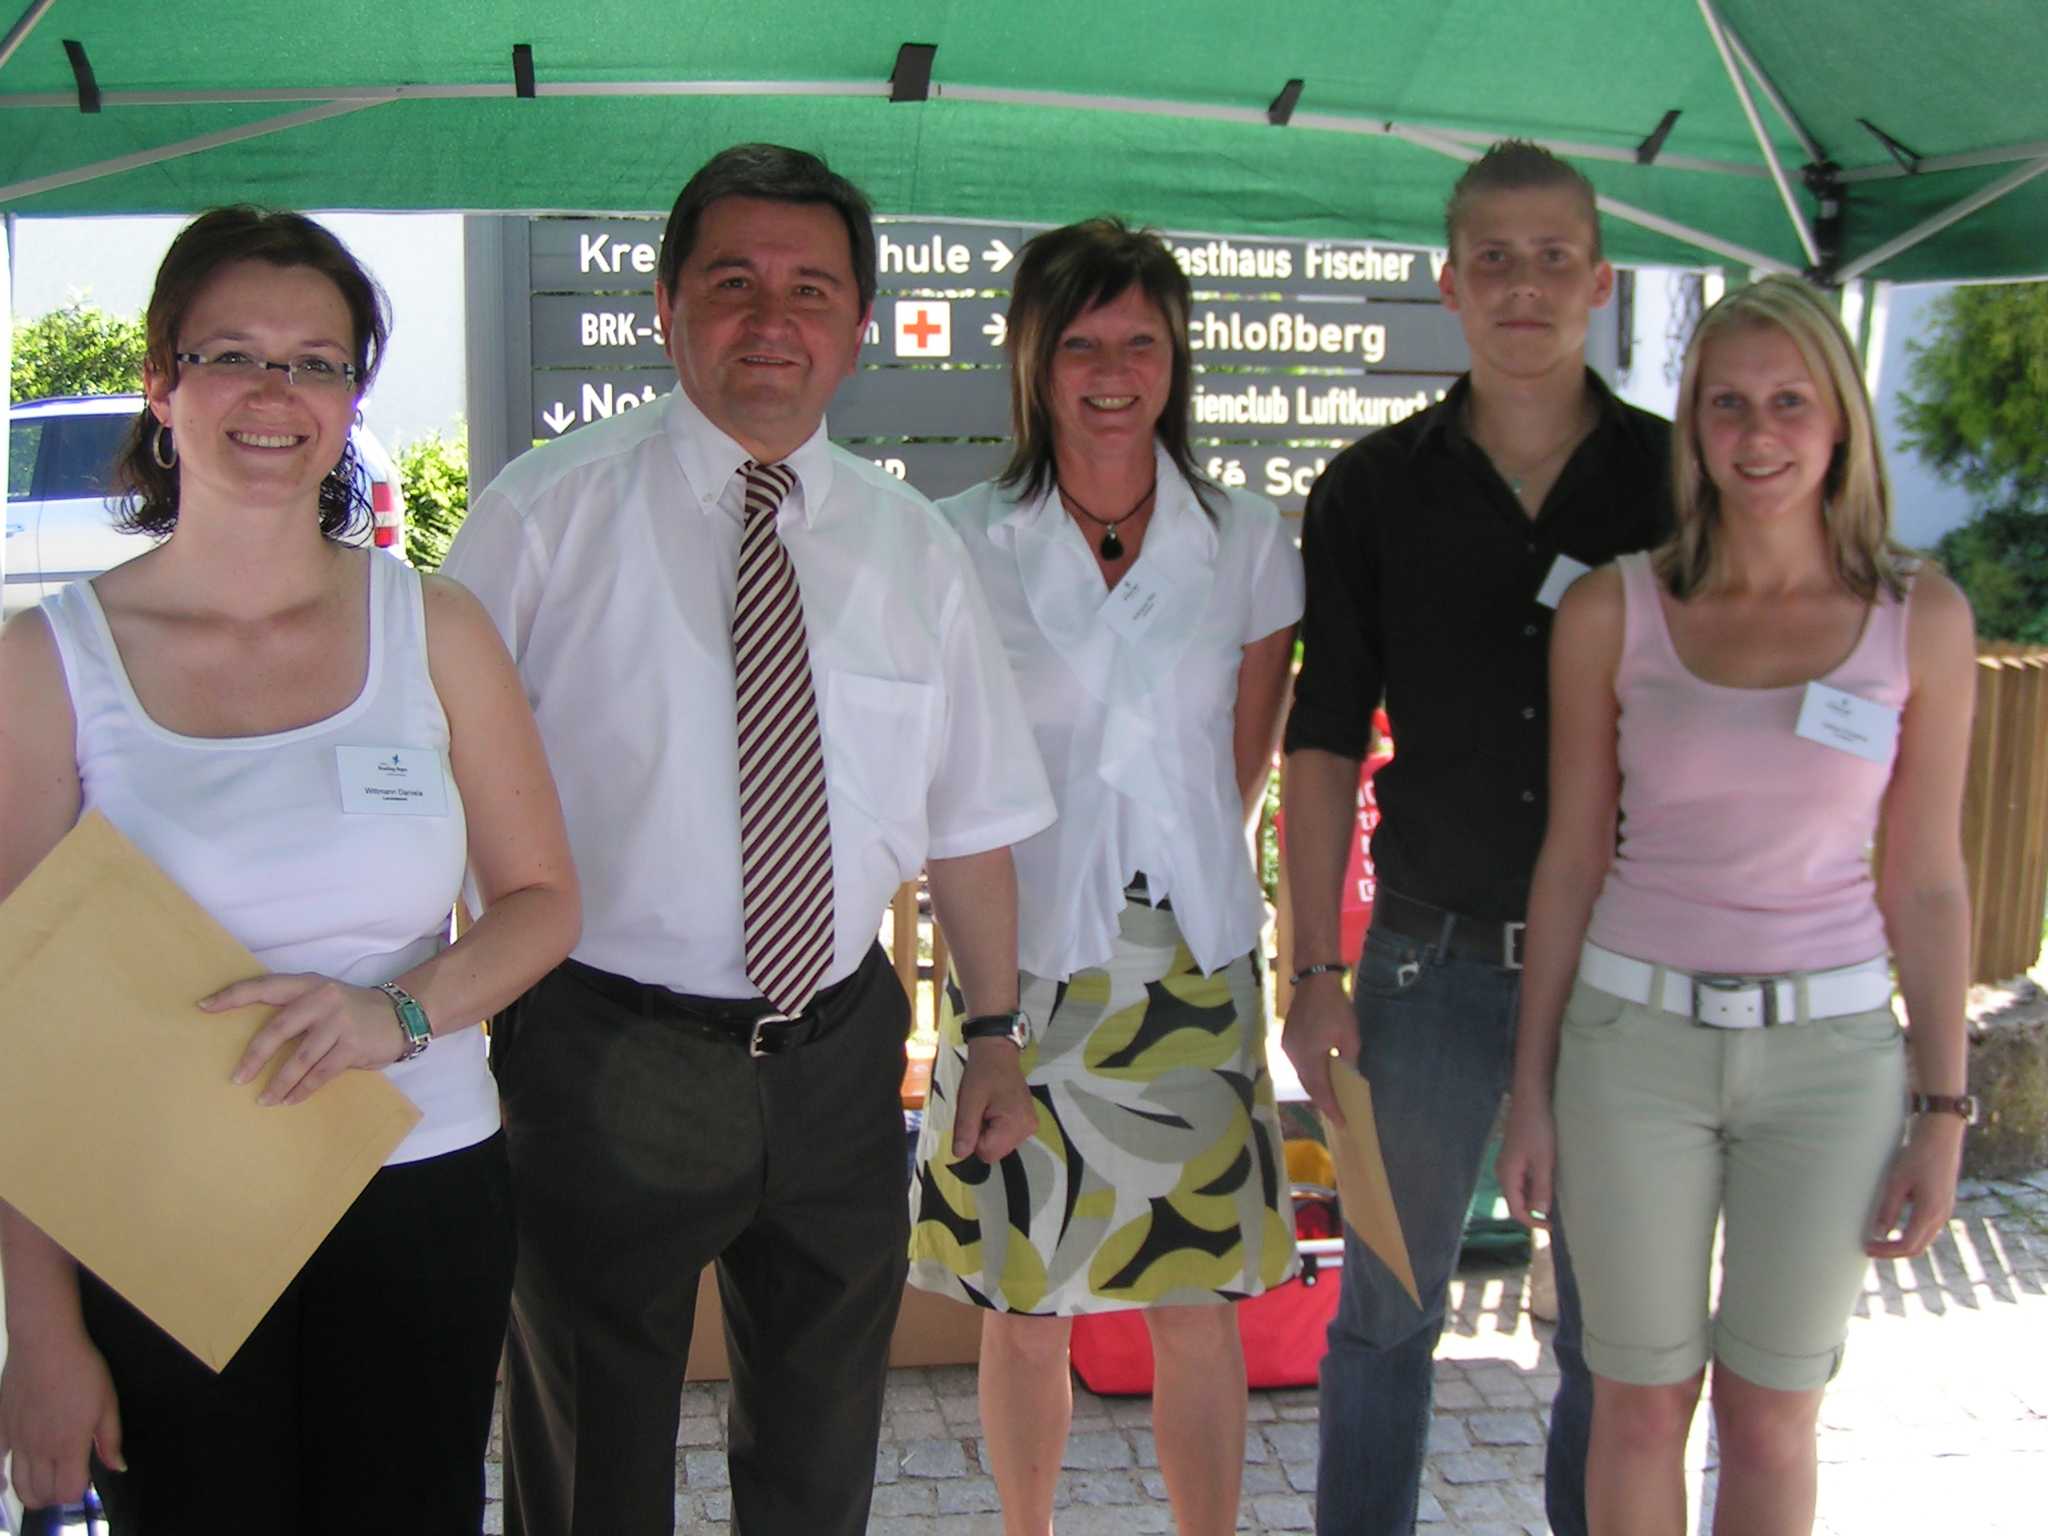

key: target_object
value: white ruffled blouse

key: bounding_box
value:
[938,447,1304,979]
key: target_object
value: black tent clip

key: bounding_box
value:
[891,43,936,103]
[63,37,100,114]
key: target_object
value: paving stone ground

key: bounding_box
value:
[477,1170,2048,1535]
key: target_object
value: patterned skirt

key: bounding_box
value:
[906,899,1298,1315]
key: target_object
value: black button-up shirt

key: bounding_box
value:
[1283,371,1671,923]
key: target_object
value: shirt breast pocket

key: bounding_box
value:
[824,671,937,875]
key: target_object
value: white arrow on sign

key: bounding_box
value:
[982,237,1015,274]
[982,313,1008,347]
[541,401,575,434]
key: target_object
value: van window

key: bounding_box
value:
[40,412,137,499]
[7,419,43,501]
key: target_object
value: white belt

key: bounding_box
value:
[1578,943,1893,1030]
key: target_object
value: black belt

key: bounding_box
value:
[1126,871,1173,911]
[561,946,875,1057]
[1373,888,1525,970]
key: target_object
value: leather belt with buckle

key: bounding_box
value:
[1372,888,1526,970]
[560,953,870,1056]
[1578,942,1893,1030]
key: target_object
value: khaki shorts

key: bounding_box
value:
[1553,973,1907,1391]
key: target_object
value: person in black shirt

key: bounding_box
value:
[1281,142,1670,1536]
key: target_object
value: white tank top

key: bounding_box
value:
[42,553,498,1165]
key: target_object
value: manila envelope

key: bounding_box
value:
[0,812,421,1371]
[1321,1060,1421,1307]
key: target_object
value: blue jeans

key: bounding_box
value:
[1316,924,1591,1536]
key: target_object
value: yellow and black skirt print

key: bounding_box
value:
[907,899,1298,1315]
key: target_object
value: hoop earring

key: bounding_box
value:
[151,421,177,469]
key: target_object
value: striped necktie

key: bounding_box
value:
[733,461,835,1016]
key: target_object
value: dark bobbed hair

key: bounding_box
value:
[656,142,878,315]
[996,218,1216,515]
[1444,139,1603,263]
[115,206,390,540]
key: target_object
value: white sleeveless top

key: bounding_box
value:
[41,554,498,1165]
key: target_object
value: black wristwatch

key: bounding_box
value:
[960,1010,1033,1050]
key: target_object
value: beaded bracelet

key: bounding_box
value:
[1288,961,1351,987]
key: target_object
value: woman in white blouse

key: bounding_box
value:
[907,219,1303,1536]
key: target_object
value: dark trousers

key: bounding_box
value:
[1317,926,1593,1535]
[76,1133,515,1535]
[494,944,911,1536]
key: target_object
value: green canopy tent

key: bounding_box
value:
[2,0,2044,284]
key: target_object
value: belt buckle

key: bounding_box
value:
[1691,974,1773,1029]
[1502,922,1525,971]
[748,1012,799,1058]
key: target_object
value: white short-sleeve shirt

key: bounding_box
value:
[442,387,1056,996]
[940,449,1304,979]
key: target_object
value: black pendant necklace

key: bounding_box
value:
[1060,480,1156,560]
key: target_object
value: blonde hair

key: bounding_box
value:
[1657,275,1912,602]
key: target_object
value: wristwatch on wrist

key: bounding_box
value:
[960,1010,1033,1050]
[377,981,433,1061]
[1909,1091,1979,1125]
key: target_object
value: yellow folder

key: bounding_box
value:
[1322,1059,1421,1307]
[0,813,421,1371]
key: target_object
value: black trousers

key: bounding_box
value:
[77,1132,515,1535]
[494,943,911,1536]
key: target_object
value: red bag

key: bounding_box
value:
[1068,1238,1343,1397]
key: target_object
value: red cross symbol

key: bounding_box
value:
[903,308,942,347]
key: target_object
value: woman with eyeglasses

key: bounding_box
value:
[0,207,579,1533]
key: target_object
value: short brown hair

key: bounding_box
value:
[656,142,877,314]
[1444,140,1602,262]
[997,218,1214,513]
[116,206,389,539]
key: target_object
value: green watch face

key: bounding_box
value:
[380,983,432,1058]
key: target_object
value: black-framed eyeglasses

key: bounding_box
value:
[173,350,360,391]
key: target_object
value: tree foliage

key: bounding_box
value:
[1898,283,2048,510]
[397,427,469,572]
[1899,283,2048,642]
[11,302,147,403]
[1932,503,2048,645]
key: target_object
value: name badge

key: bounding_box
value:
[1535,553,1593,610]
[336,746,451,816]
[1793,683,1899,765]
[1102,571,1167,642]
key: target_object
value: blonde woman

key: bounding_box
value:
[1499,275,1976,1536]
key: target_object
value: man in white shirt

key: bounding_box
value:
[443,142,1057,1536]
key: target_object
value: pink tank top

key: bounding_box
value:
[1585,551,1910,974]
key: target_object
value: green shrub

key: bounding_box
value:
[1931,503,2048,644]
[398,427,469,572]
[11,302,146,402]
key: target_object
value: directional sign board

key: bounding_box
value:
[508,213,1617,510]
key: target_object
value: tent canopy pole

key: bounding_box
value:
[0,98,384,202]
[1837,155,2048,283]
[1697,0,1819,270]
